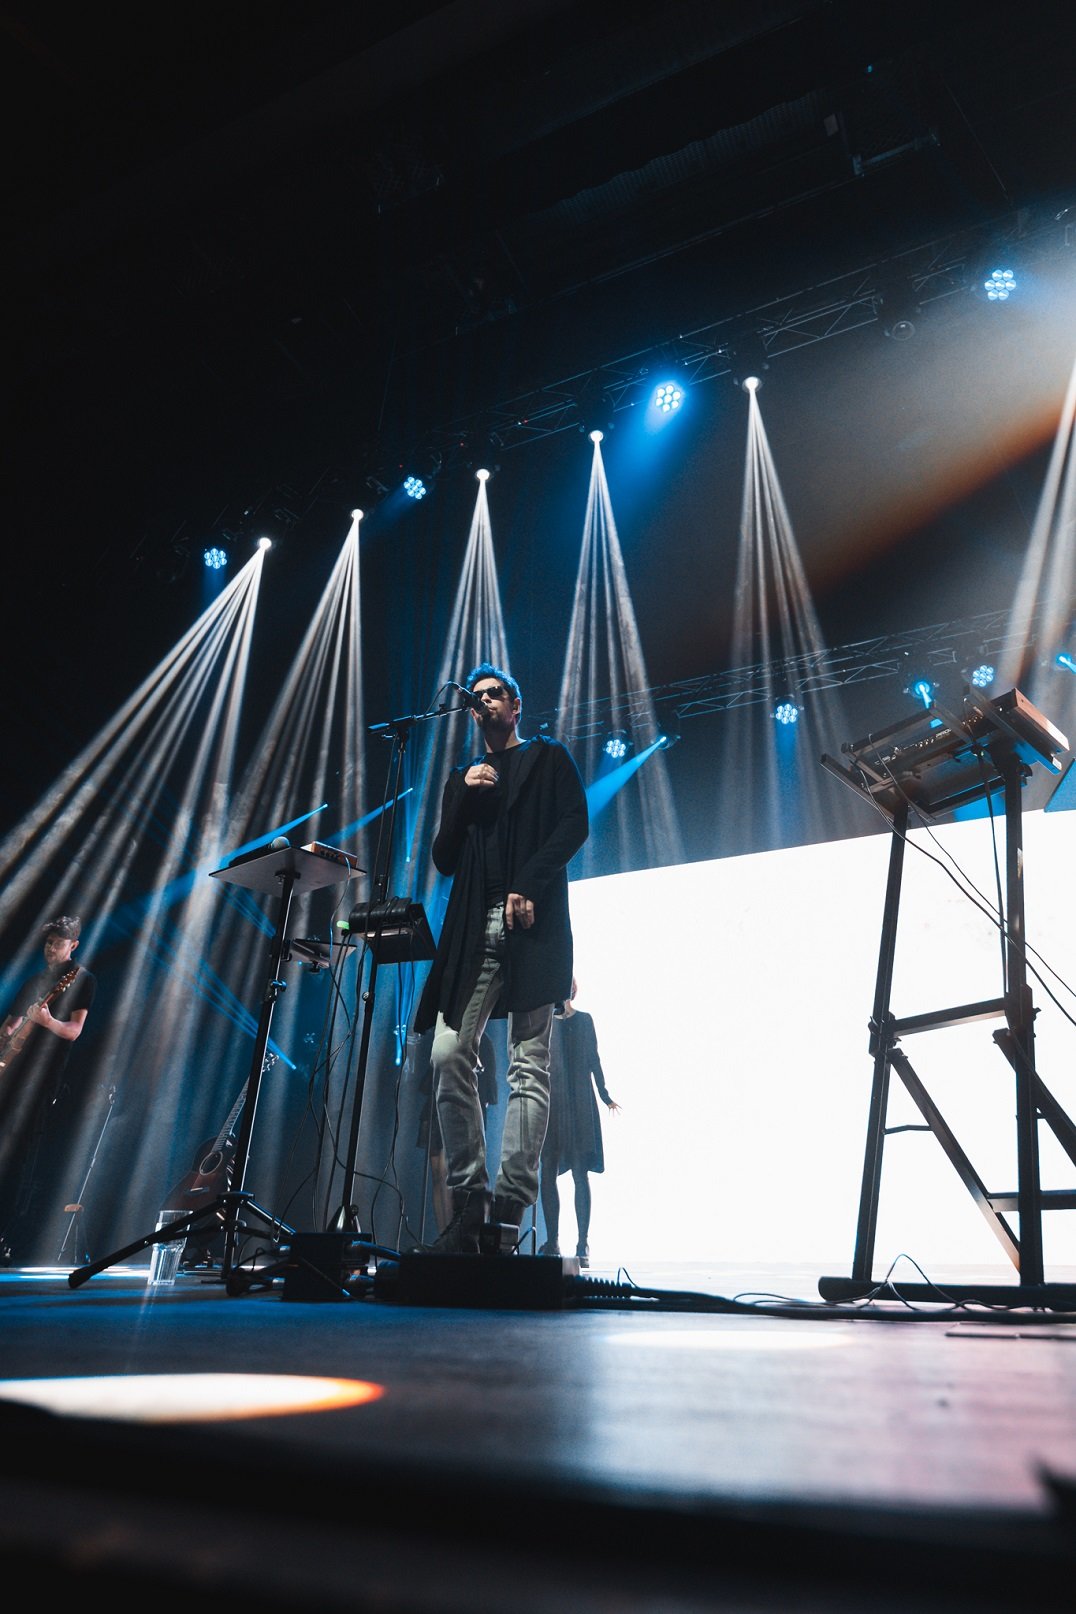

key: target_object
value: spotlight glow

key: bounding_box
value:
[1057,652,1076,675]
[404,475,426,499]
[257,536,272,550]
[742,375,761,393]
[203,546,228,571]
[476,467,490,481]
[774,701,799,726]
[0,1373,383,1423]
[970,663,995,688]
[589,429,604,443]
[603,731,630,761]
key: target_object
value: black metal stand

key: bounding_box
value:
[818,691,1076,1309]
[327,696,455,1237]
[56,1081,118,1264]
[68,844,358,1290]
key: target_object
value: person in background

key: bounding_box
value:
[538,977,620,1268]
[0,914,97,1265]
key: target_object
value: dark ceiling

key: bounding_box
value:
[4,0,1075,604]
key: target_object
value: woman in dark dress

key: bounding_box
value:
[538,979,619,1267]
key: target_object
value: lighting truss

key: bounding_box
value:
[535,606,1073,743]
[393,205,1073,479]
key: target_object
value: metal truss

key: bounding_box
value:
[535,606,1072,743]
[414,206,1073,476]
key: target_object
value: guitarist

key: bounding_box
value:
[0,914,97,1265]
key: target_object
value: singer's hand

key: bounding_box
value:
[505,892,534,930]
[465,762,499,790]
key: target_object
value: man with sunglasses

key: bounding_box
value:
[413,662,588,1254]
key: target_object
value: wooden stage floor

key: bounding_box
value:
[2,1252,1075,1612]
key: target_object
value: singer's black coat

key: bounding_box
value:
[414,735,588,1033]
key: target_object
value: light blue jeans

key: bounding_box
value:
[431,903,554,1208]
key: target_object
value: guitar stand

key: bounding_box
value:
[68,844,359,1291]
[818,690,1076,1310]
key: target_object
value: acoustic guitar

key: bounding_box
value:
[161,1051,278,1213]
[163,1081,250,1212]
[0,966,81,1071]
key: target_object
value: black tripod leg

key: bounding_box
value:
[67,1206,224,1289]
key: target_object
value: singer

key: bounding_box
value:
[412,661,588,1254]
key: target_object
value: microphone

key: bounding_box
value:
[450,682,484,714]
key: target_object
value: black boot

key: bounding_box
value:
[414,1187,490,1255]
[484,1195,527,1255]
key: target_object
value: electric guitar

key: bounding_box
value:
[0,967,80,1071]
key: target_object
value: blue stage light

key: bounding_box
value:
[983,268,1016,301]
[1057,652,1076,675]
[603,730,630,761]
[774,701,799,726]
[404,475,427,500]
[653,381,683,413]
[969,663,995,689]
[203,546,228,570]
[907,677,935,708]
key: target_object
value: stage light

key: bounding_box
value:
[603,730,631,761]
[966,662,995,689]
[589,429,604,443]
[774,700,799,726]
[655,711,682,750]
[476,467,491,481]
[257,536,272,551]
[653,381,683,413]
[729,331,769,391]
[404,475,427,500]
[984,268,1016,301]
[906,676,935,708]
[203,546,228,571]
[1057,652,1076,675]
[876,279,920,341]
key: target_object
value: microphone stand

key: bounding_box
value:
[330,691,469,1236]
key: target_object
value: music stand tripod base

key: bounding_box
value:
[68,844,358,1290]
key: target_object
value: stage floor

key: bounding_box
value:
[2,1252,1076,1612]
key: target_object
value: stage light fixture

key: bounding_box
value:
[983,268,1017,301]
[589,429,604,443]
[1057,651,1076,675]
[965,662,995,689]
[257,536,272,551]
[476,467,491,481]
[905,675,936,708]
[655,710,682,750]
[653,381,683,413]
[203,546,228,571]
[774,700,799,726]
[603,730,631,761]
[876,279,920,341]
[729,332,769,390]
[403,475,427,500]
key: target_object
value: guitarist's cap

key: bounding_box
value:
[42,914,81,941]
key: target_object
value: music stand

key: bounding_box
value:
[68,843,359,1290]
[818,689,1076,1309]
